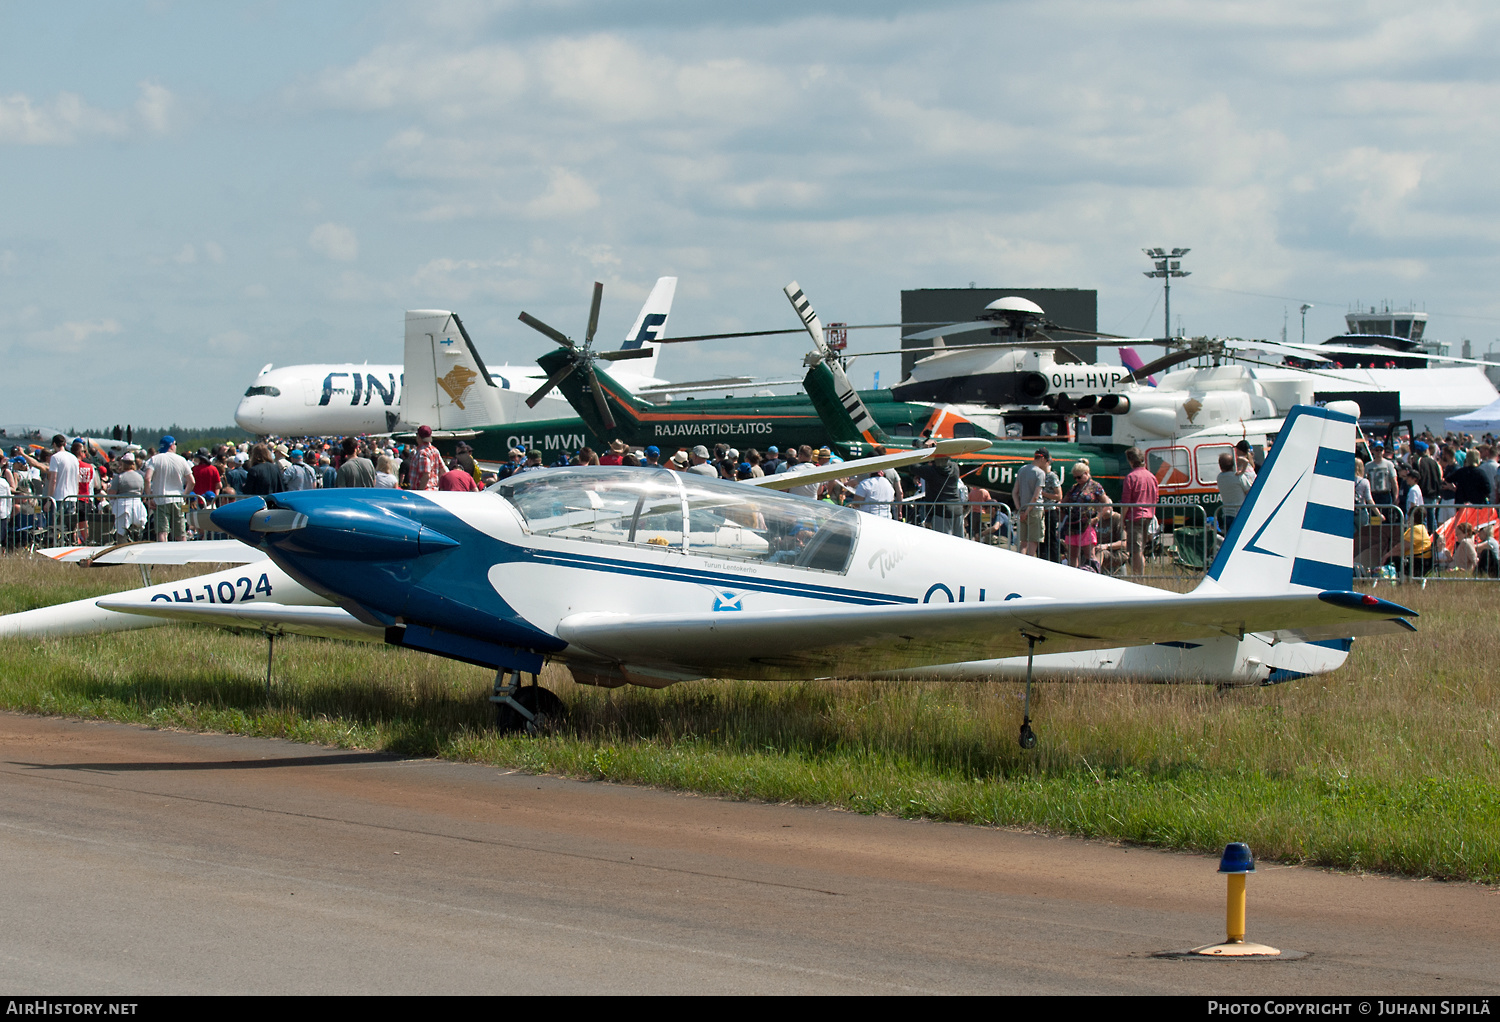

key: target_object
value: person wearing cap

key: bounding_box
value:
[600,439,629,466]
[643,445,661,467]
[106,452,147,541]
[687,445,717,478]
[409,425,447,490]
[762,446,781,474]
[512,449,544,475]
[1367,442,1396,512]
[144,435,193,542]
[450,441,482,485]
[281,448,317,491]
[191,447,222,504]
[494,447,526,481]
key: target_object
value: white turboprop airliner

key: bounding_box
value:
[234,277,680,436]
[5,402,1412,746]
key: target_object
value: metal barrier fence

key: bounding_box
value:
[1369,501,1500,582]
[0,493,250,553]
[856,498,1219,579]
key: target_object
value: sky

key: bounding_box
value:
[3,0,1500,428]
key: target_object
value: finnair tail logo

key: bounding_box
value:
[624,314,668,349]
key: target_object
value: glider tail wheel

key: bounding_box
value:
[491,671,564,735]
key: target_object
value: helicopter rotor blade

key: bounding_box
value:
[598,346,654,361]
[584,281,604,351]
[584,365,616,430]
[525,361,577,407]
[518,312,574,349]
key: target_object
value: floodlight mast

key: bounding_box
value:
[1143,247,1191,339]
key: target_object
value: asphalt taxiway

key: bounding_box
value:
[0,712,1494,995]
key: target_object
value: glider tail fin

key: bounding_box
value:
[403,310,515,431]
[619,276,677,380]
[1197,404,1356,596]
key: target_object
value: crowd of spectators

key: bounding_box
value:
[11,419,1493,580]
[1340,430,1500,577]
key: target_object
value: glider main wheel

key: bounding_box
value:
[495,685,565,735]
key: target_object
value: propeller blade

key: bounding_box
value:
[584,281,603,350]
[518,312,574,348]
[584,366,616,430]
[598,347,654,361]
[525,362,576,407]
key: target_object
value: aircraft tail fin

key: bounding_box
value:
[1118,346,1157,386]
[403,310,521,431]
[1196,404,1356,596]
[784,281,893,448]
[619,276,676,380]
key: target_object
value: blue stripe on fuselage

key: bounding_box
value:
[521,547,914,607]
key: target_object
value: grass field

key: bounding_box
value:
[1,554,1496,883]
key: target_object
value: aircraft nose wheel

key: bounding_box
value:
[491,671,564,735]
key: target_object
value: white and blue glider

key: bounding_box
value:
[0,406,1412,740]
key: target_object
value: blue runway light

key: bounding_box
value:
[1218,842,1256,874]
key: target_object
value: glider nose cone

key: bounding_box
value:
[210,496,268,545]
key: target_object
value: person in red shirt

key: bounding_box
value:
[410,425,447,490]
[191,448,222,502]
[1119,447,1159,575]
[438,466,480,492]
[599,439,628,466]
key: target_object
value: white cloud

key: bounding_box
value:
[174,244,197,265]
[522,168,600,219]
[204,241,225,264]
[0,82,179,145]
[135,81,175,135]
[28,318,123,354]
[308,223,359,261]
[0,92,127,145]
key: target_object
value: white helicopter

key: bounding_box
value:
[3,287,1414,748]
